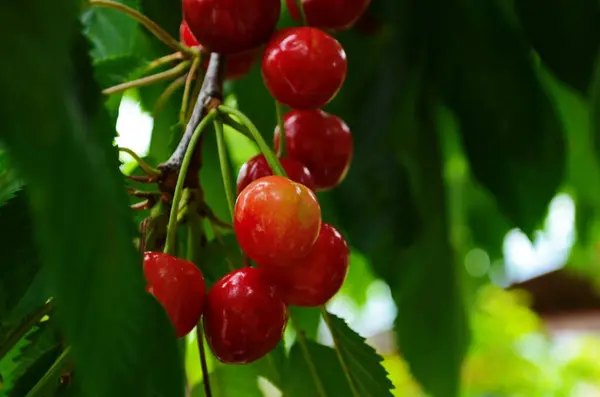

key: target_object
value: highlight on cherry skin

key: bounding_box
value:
[265,223,350,307]
[236,154,316,195]
[286,0,372,31]
[275,109,353,191]
[203,267,289,364]
[182,0,281,54]
[261,26,348,110]
[234,175,322,268]
[179,20,259,81]
[143,252,207,338]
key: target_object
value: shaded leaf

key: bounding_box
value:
[289,307,321,341]
[0,3,184,396]
[515,0,600,93]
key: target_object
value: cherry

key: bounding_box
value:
[236,154,316,195]
[143,252,207,338]
[234,175,321,267]
[286,0,371,31]
[274,109,353,191]
[179,20,259,81]
[182,0,281,55]
[203,267,288,364]
[262,27,348,109]
[265,223,349,307]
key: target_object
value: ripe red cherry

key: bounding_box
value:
[286,0,371,31]
[179,20,259,81]
[275,110,353,191]
[203,267,288,364]
[236,154,316,195]
[262,27,347,109]
[234,175,322,267]
[265,223,349,307]
[182,0,281,55]
[143,252,206,338]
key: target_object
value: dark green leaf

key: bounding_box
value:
[0,162,22,208]
[515,0,600,93]
[82,0,140,60]
[289,307,321,340]
[6,345,62,397]
[0,3,184,396]
[438,0,566,236]
[593,53,600,169]
[201,234,241,286]
[324,313,394,397]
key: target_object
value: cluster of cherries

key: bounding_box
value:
[142,0,369,365]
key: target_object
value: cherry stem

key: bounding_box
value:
[290,316,327,397]
[153,75,187,117]
[275,101,287,157]
[220,114,255,142]
[180,56,203,126]
[294,0,308,25]
[163,110,217,255]
[214,119,236,221]
[87,0,196,57]
[103,61,191,96]
[0,301,54,362]
[217,105,288,178]
[196,323,213,397]
[25,346,71,397]
[320,308,361,397]
[144,52,184,74]
[118,147,161,177]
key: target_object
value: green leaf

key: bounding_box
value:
[0,160,22,208]
[593,53,600,171]
[201,234,241,286]
[438,0,566,236]
[289,307,321,341]
[324,313,394,397]
[6,345,62,397]
[82,0,140,60]
[0,3,184,396]
[515,0,600,93]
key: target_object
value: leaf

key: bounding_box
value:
[593,53,600,171]
[437,0,566,236]
[82,0,140,60]
[324,313,394,397]
[0,4,184,396]
[289,307,321,340]
[201,234,241,286]
[515,0,600,93]
[6,345,62,397]
[0,160,22,208]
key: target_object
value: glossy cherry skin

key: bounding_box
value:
[179,20,259,81]
[182,0,281,55]
[234,175,322,267]
[286,0,371,31]
[203,267,289,364]
[143,252,206,338]
[236,154,316,195]
[265,223,349,307]
[262,27,348,109]
[275,110,353,191]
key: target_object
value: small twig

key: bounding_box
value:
[118,147,161,177]
[145,52,184,74]
[180,56,202,125]
[196,323,213,397]
[153,75,187,117]
[103,61,190,96]
[131,200,151,211]
[125,175,157,184]
[127,188,160,199]
[87,0,196,57]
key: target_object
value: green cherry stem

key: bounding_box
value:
[275,101,287,157]
[196,323,213,397]
[180,56,203,126]
[25,346,72,397]
[320,308,361,397]
[163,110,218,255]
[294,0,308,25]
[214,119,236,220]
[153,75,187,117]
[217,105,287,178]
[219,114,255,142]
[118,148,161,177]
[87,0,196,57]
[103,61,191,96]
[144,52,184,74]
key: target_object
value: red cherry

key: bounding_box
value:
[179,20,259,81]
[234,175,322,267]
[261,27,347,109]
[236,154,316,195]
[179,20,199,48]
[182,0,281,55]
[265,223,349,307]
[203,267,288,364]
[275,109,353,191]
[286,0,371,31]
[143,252,206,338]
